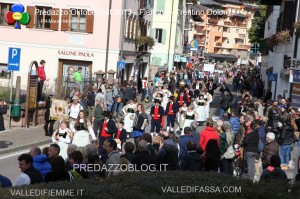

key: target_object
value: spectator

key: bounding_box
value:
[74,67,83,92]
[0,174,12,187]
[142,133,156,160]
[0,100,7,131]
[179,127,198,160]
[48,144,60,164]
[204,139,221,172]
[221,122,235,175]
[199,118,220,152]
[262,132,279,169]
[44,156,71,182]
[260,155,288,183]
[179,141,203,171]
[29,146,51,180]
[229,111,240,136]
[132,140,155,170]
[37,60,46,102]
[68,150,88,179]
[104,139,121,168]
[15,154,43,186]
[122,142,135,163]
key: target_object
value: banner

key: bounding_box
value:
[203,64,215,72]
[50,98,69,121]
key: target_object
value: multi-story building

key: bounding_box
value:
[0,0,153,96]
[186,0,257,61]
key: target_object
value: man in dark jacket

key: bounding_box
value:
[219,90,233,119]
[260,155,287,183]
[267,100,281,138]
[179,141,203,171]
[242,121,260,181]
[179,127,198,160]
[150,99,164,135]
[192,79,202,99]
[165,96,180,132]
[132,140,155,170]
[206,79,217,96]
[44,94,55,136]
[98,111,118,155]
[0,100,7,131]
[262,132,279,169]
[15,154,43,186]
[156,130,179,170]
[123,83,133,105]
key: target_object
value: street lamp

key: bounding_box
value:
[104,0,113,78]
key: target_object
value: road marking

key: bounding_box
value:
[0,144,49,160]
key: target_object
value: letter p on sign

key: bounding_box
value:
[8,47,21,71]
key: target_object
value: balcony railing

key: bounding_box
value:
[234,44,250,50]
[208,18,218,25]
[215,42,222,47]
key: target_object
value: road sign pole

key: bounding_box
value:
[8,71,14,129]
[274,78,277,100]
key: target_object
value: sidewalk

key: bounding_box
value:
[0,125,51,156]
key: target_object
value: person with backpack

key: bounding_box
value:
[112,81,124,116]
[86,86,97,121]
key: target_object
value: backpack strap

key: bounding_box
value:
[68,171,74,181]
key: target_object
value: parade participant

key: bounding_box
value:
[44,94,56,136]
[70,110,96,147]
[165,96,180,131]
[132,104,149,138]
[177,90,187,107]
[114,121,127,150]
[203,88,213,119]
[69,95,83,124]
[184,86,193,106]
[178,102,188,131]
[162,84,172,111]
[220,90,233,119]
[194,94,206,126]
[0,100,7,131]
[95,78,106,94]
[141,77,148,102]
[192,79,202,99]
[206,78,217,97]
[91,97,107,137]
[182,105,197,135]
[98,111,118,155]
[74,67,83,93]
[122,99,137,135]
[52,121,73,160]
[150,99,164,136]
[153,86,163,101]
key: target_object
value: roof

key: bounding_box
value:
[232,13,247,18]
[199,0,223,7]
[204,53,238,61]
[214,0,243,5]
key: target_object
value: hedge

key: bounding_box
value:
[1,171,299,199]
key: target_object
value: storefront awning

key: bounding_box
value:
[204,53,237,62]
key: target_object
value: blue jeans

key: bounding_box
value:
[141,88,147,102]
[220,108,227,119]
[246,152,257,180]
[112,98,123,115]
[280,144,293,165]
[106,104,112,112]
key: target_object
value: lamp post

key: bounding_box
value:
[104,0,113,78]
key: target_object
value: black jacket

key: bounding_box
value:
[260,167,287,183]
[114,128,127,147]
[278,124,295,145]
[0,105,7,131]
[192,83,202,90]
[132,150,155,170]
[156,139,179,170]
[242,130,260,153]
[150,105,164,121]
[268,107,281,130]
[44,171,71,182]
[179,151,203,171]
[220,93,233,110]
[165,102,180,115]
[23,166,43,185]
[98,119,117,137]
[177,94,188,106]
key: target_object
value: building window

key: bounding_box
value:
[0,63,10,79]
[0,3,12,25]
[155,28,163,43]
[218,27,221,32]
[156,1,165,14]
[227,39,229,44]
[35,6,51,29]
[71,9,86,32]
[236,29,239,33]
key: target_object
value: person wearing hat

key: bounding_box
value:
[165,96,179,131]
[261,132,279,169]
[194,94,206,126]
[177,89,187,107]
[44,94,55,136]
[0,100,7,132]
[206,78,217,97]
[184,86,193,107]
[192,79,202,99]
[122,98,137,135]
[69,95,84,124]
[150,99,164,136]
[98,111,118,155]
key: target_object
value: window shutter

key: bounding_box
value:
[135,19,140,38]
[162,29,166,44]
[26,6,35,28]
[140,0,145,9]
[86,11,94,33]
[61,9,70,31]
[50,8,59,31]
[131,18,135,39]
[156,1,165,13]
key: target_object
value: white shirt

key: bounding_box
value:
[69,103,83,119]
[15,173,30,187]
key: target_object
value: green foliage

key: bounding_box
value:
[0,172,299,199]
[0,86,11,102]
[136,36,155,49]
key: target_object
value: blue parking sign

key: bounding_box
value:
[8,47,21,71]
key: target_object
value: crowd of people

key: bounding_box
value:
[1,63,300,190]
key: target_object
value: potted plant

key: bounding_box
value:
[275,30,291,44]
[136,36,155,50]
[294,20,300,37]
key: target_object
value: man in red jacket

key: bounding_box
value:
[38,60,46,102]
[199,118,220,151]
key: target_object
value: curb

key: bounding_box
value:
[0,139,52,156]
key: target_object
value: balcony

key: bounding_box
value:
[215,42,222,47]
[235,34,245,39]
[233,44,250,50]
[208,18,218,25]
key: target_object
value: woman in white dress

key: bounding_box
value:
[178,102,188,130]
[161,85,171,111]
[52,121,73,160]
[194,94,206,125]
[203,88,213,119]
[122,99,137,134]
[70,110,96,147]
[182,105,197,135]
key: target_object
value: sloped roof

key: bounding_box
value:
[214,0,243,5]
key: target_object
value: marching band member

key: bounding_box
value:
[150,99,164,136]
[165,96,179,131]
[184,87,194,106]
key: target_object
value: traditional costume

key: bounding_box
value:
[52,127,72,160]
[122,102,137,134]
[165,96,179,131]
[70,119,96,147]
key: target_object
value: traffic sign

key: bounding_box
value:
[268,73,278,81]
[8,47,21,71]
[117,61,125,69]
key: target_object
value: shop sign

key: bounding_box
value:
[58,50,94,57]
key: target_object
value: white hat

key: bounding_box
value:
[266,132,275,141]
[72,95,79,100]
